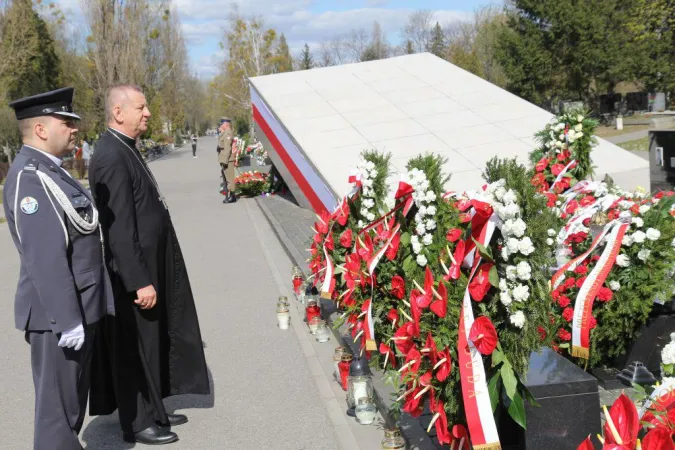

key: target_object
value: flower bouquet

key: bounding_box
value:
[233,171,269,197]
[232,136,246,167]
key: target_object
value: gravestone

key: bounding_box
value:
[499,348,601,450]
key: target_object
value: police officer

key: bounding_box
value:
[2,87,114,450]
[216,117,236,203]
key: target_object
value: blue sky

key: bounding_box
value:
[53,0,499,78]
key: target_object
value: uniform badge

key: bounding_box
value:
[20,197,38,215]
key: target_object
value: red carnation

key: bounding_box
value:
[574,265,588,275]
[446,228,462,243]
[469,316,498,355]
[459,213,472,223]
[597,287,613,302]
[557,177,571,191]
[535,157,549,173]
[566,200,579,215]
[565,278,576,289]
[537,326,547,341]
[545,193,558,207]
[552,289,561,300]
[655,191,666,200]
[551,163,565,176]
[390,275,405,300]
[562,307,574,322]
[575,277,587,289]
[558,295,571,308]
[558,328,572,341]
[589,316,597,329]
[531,173,546,187]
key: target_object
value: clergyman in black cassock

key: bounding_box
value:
[87,85,209,445]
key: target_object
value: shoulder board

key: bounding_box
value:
[23,159,38,172]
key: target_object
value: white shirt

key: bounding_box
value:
[24,144,63,167]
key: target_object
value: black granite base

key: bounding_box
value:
[499,348,601,450]
[613,314,675,376]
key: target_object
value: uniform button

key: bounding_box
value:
[50,319,56,324]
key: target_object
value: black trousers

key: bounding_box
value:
[192,144,197,156]
[27,323,98,450]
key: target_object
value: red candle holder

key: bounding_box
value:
[305,304,321,323]
[292,275,304,295]
[338,356,352,391]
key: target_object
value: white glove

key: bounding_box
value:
[58,323,85,351]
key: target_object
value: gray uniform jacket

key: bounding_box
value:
[2,146,114,333]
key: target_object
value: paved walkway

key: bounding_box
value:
[605,129,650,144]
[0,137,378,449]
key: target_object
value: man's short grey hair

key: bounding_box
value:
[105,84,143,123]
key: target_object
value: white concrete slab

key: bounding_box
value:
[250,53,650,207]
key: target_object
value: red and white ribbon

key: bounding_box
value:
[548,159,577,193]
[570,221,629,359]
[320,245,336,299]
[639,378,675,421]
[458,213,501,450]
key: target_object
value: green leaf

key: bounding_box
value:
[400,232,411,247]
[492,347,505,367]
[501,361,518,399]
[507,391,527,429]
[488,373,501,413]
[472,237,493,262]
[489,265,499,288]
[521,385,540,408]
[403,255,415,274]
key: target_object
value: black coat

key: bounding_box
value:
[87,129,209,415]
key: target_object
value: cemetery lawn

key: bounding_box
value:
[596,124,652,138]
[617,136,649,152]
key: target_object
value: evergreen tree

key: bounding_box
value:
[274,33,293,73]
[300,43,313,70]
[145,93,164,141]
[429,22,446,57]
[0,0,61,100]
[405,39,415,54]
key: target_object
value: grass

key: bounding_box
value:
[617,136,649,152]
[0,217,5,224]
[596,124,652,138]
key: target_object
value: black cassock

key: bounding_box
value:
[88,128,209,433]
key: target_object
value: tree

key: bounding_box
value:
[405,39,415,54]
[273,33,293,73]
[145,93,164,141]
[361,21,389,62]
[0,0,61,100]
[300,43,313,70]
[429,22,446,58]
[402,10,434,53]
[498,0,629,107]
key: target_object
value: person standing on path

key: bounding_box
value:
[216,118,236,204]
[191,133,197,158]
[87,85,210,446]
[3,87,114,450]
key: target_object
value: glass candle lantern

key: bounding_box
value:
[314,321,331,343]
[338,353,353,391]
[291,266,305,295]
[308,316,323,335]
[277,296,290,309]
[276,304,290,330]
[333,346,346,382]
[347,356,374,416]
[355,398,377,425]
[305,300,321,324]
[381,428,406,450]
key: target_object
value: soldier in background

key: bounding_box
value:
[217,117,236,203]
[2,87,114,449]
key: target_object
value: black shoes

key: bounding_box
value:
[223,192,237,203]
[166,413,188,426]
[123,424,178,445]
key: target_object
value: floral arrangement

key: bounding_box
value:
[233,170,269,196]
[232,136,246,167]
[246,141,270,165]
[312,153,556,447]
[530,109,598,196]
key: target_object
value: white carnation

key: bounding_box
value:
[362,178,373,188]
[416,254,428,267]
[609,280,621,291]
[506,238,520,254]
[632,231,646,244]
[425,191,437,202]
[577,115,584,122]
[385,197,395,210]
[365,161,375,170]
[360,208,369,217]
[506,266,518,281]
[411,235,419,245]
[500,292,513,307]
[502,220,513,237]
[510,311,526,328]
[622,235,634,247]
[422,234,433,246]
[616,254,631,268]
[518,237,535,256]
[503,190,518,205]
[357,220,364,228]
[638,249,651,262]
[426,205,437,216]
[499,279,508,292]
[412,241,422,254]
[501,247,510,261]
[510,218,527,238]
[516,261,532,281]
[548,229,557,237]
[646,228,661,241]
[366,212,376,221]
[639,205,651,214]
[418,205,428,216]
[494,187,506,201]
[362,198,375,209]
[546,238,554,246]
[419,179,430,191]
[512,284,530,302]
[505,203,520,219]
[574,124,583,132]
[662,341,675,365]
[576,132,583,138]
[416,222,426,235]
[426,219,437,231]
